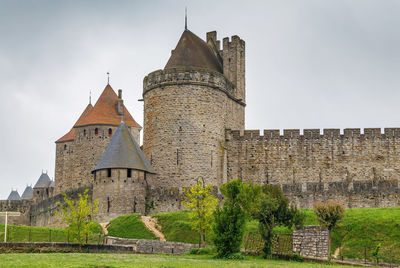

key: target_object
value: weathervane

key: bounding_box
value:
[107,72,110,85]
[89,90,92,105]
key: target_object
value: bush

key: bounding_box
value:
[224,253,245,260]
[313,200,345,231]
[188,247,215,255]
[291,253,304,262]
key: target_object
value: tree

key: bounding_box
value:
[56,189,99,245]
[256,184,304,257]
[212,179,246,257]
[182,178,218,247]
[313,200,345,255]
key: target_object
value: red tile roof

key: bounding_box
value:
[56,84,141,143]
[75,85,141,128]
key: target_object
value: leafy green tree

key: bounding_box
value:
[212,179,246,257]
[313,200,345,255]
[56,189,99,245]
[182,178,218,247]
[256,184,304,257]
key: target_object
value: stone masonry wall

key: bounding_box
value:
[142,67,244,213]
[0,200,32,225]
[293,225,330,260]
[225,128,400,208]
[30,186,92,227]
[105,236,198,254]
[93,169,146,223]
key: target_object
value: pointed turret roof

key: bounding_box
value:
[21,186,34,200]
[56,103,93,143]
[33,172,51,188]
[75,85,141,128]
[93,122,155,173]
[7,190,21,201]
[165,30,223,73]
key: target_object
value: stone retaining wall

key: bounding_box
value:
[293,225,329,260]
[105,236,198,254]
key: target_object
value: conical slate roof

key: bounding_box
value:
[49,180,55,187]
[165,30,223,73]
[56,103,93,143]
[21,186,34,200]
[7,190,21,201]
[75,85,141,128]
[34,172,51,188]
[93,122,155,173]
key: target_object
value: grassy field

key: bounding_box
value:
[0,253,352,268]
[107,213,157,240]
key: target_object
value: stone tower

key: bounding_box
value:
[54,84,141,195]
[92,121,154,222]
[142,29,245,212]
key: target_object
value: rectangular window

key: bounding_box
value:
[127,169,132,178]
[107,168,111,177]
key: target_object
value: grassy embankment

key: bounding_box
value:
[0,253,352,268]
[106,213,157,240]
[0,223,103,244]
[154,208,400,263]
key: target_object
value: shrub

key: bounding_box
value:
[313,200,345,231]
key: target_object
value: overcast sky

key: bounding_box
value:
[0,0,399,199]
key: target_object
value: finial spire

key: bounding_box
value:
[185,7,187,30]
[107,72,110,85]
[89,90,91,105]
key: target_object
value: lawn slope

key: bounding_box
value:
[106,214,157,240]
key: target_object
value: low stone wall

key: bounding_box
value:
[0,242,134,253]
[105,236,198,254]
[293,225,329,260]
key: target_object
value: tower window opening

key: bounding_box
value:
[83,129,86,136]
[107,197,110,213]
[95,128,98,135]
[107,168,111,177]
[127,169,132,178]
[108,128,112,135]
[64,144,67,150]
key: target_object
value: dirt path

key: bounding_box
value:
[100,222,109,235]
[332,247,341,258]
[141,216,166,241]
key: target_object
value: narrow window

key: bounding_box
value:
[83,129,86,136]
[107,168,111,177]
[107,197,110,213]
[64,144,67,150]
[127,168,132,178]
[108,128,112,135]
[95,128,98,135]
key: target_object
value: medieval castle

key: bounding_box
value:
[2,27,400,227]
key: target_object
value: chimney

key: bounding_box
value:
[116,89,124,116]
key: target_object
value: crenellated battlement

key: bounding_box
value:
[143,67,244,105]
[226,127,400,141]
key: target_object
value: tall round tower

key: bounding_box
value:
[142,29,245,212]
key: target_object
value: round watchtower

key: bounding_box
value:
[142,29,245,213]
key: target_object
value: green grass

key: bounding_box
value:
[154,208,400,263]
[154,211,199,244]
[107,214,157,240]
[0,253,352,268]
[0,224,103,244]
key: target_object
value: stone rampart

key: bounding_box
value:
[293,225,329,260]
[30,186,92,227]
[0,200,32,225]
[105,236,198,254]
[143,67,244,105]
[226,128,400,208]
